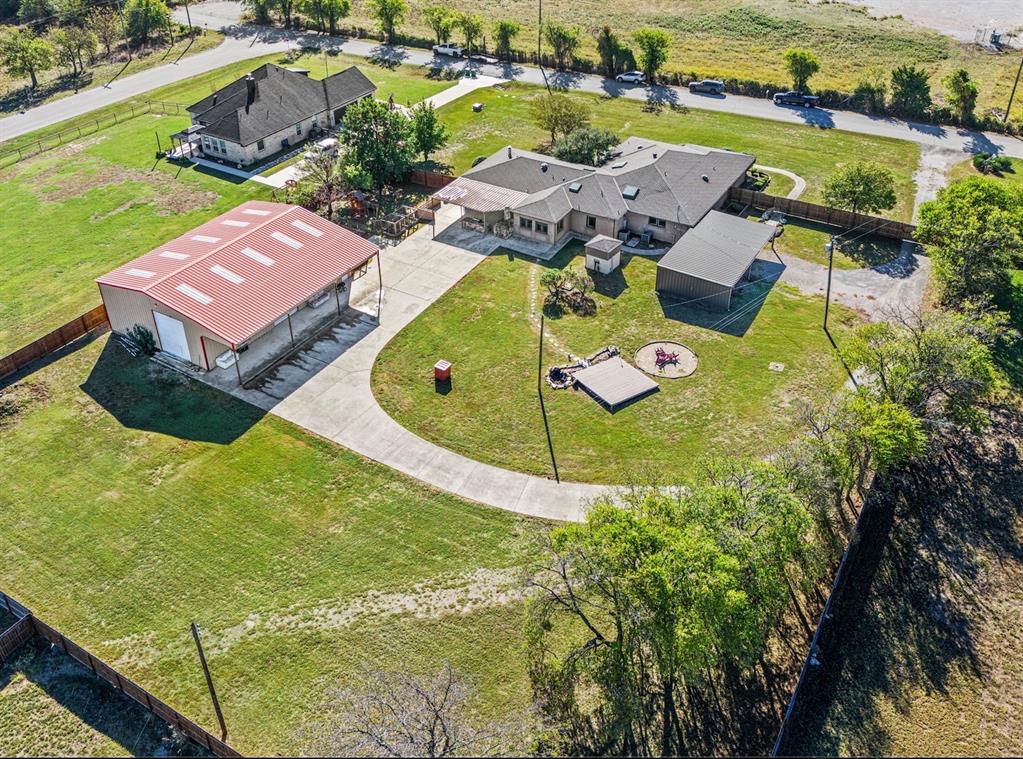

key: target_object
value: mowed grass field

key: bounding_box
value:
[373,244,860,484]
[0,335,541,754]
[0,52,454,356]
[342,0,1023,118]
[0,640,199,757]
[435,83,921,221]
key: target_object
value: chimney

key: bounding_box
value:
[245,75,257,109]
[507,146,512,159]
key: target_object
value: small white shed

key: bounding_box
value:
[584,234,623,274]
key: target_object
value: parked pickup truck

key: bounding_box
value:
[432,43,464,57]
[772,90,820,107]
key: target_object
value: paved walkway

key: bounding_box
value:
[223,206,605,521]
[755,164,807,199]
[4,3,1021,161]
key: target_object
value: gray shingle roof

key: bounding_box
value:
[585,234,622,259]
[188,64,375,146]
[658,211,775,287]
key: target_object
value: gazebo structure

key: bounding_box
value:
[168,124,205,160]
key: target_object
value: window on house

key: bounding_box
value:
[535,221,549,235]
[202,136,211,149]
[586,215,596,229]
[556,219,564,233]
[217,139,227,153]
[256,139,265,151]
[296,123,302,135]
[649,216,667,228]
[519,217,533,230]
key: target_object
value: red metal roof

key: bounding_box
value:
[97,201,378,348]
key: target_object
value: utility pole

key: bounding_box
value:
[191,622,228,743]
[183,0,193,34]
[823,237,834,333]
[537,314,560,483]
[1006,54,1023,122]
[537,0,551,94]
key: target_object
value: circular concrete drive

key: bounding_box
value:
[635,341,697,379]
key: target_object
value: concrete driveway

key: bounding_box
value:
[223,206,606,521]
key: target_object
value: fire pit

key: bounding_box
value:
[634,341,697,379]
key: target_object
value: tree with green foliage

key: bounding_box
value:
[852,71,887,113]
[17,0,55,23]
[595,25,633,77]
[822,161,897,216]
[889,64,931,118]
[57,0,91,27]
[367,0,406,44]
[528,499,760,756]
[0,27,54,89]
[916,176,1023,306]
[632,27,671,81]
[942,67,979,124]
[843,307,1002,431]
[88,8,121,57]
[408,100,448,163]
[127,324,157,356]
[492,19,520,60]
[50,25,97,78]
[542,21,580,69]
[302,0,350,35]
[456,11,483,53]
[340,96,415,187]
[243,0,273,24]
[551,125,618,165]
[421,4,456,44]
[783,47,820,91]
[124,0,169,46]
[529,93,589,143]
[274,0,297,28]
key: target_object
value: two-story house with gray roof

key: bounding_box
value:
[187,63,375,167]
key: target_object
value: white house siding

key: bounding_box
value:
[202,111,331,167]
[99,284,232,369]
[623,212,687,244]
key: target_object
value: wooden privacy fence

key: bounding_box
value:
[729,187,917,241]
[0,304,108,382]
[0,615,35,661]
[409,169,455,189]
[0,591,241,757]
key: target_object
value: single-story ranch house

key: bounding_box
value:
[97,201,379,383]
[434,137,755,247]
[186,63,375,167]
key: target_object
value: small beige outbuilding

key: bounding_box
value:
[584,234,623,274]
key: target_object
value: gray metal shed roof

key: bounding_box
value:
[658,211,775,287]
[573,358,659,409]
[585,234,622,259]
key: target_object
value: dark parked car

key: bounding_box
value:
[772,90,820,107]
[688,79,725,95]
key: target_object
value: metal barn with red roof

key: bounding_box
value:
[97,201,380,383]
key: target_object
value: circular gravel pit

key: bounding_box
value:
[634,341,698,379]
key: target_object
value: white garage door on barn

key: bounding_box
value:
[153,311,191,362]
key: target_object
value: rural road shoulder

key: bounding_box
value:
[3,1,1021,162]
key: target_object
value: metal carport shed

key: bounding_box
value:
[97,200,381,384]
[655,211,776,311]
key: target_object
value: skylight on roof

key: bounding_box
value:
[271,231,303,250]
[210,264,244,284]
[192,235,221,243]
[568,182,582,193]
[291,219,324,237]
[176,283,213,305]
[126,268,155,278]
[242,208,272,216]
[159,251,190,260]
[221,220,250,228]
[241,246,274,266]
[622,185,640,199]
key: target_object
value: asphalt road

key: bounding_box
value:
[2,1,1021,162]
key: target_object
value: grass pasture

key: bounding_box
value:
[435,83,920,221]
[372,243,860,484]
[0,51,454,357]
[0,334,540,754]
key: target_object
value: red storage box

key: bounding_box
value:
[434,360,451,381]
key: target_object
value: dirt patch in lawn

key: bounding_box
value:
[0,380,51,430]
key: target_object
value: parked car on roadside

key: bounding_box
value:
[772,90,820,107]
[469,53,498,65]
[615,70,646,84]
[432,43,464,57]
[688,79,725,95]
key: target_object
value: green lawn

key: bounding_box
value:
[949,156,1023,189]
[746,213,903,270]
[0,640,200,757]
[436,83,920,221]
[0,335,540,754]
[0,52,455,357]
[0,32,225,115]
[372,243,859,484]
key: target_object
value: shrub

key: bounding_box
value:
[127,324,158,356]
